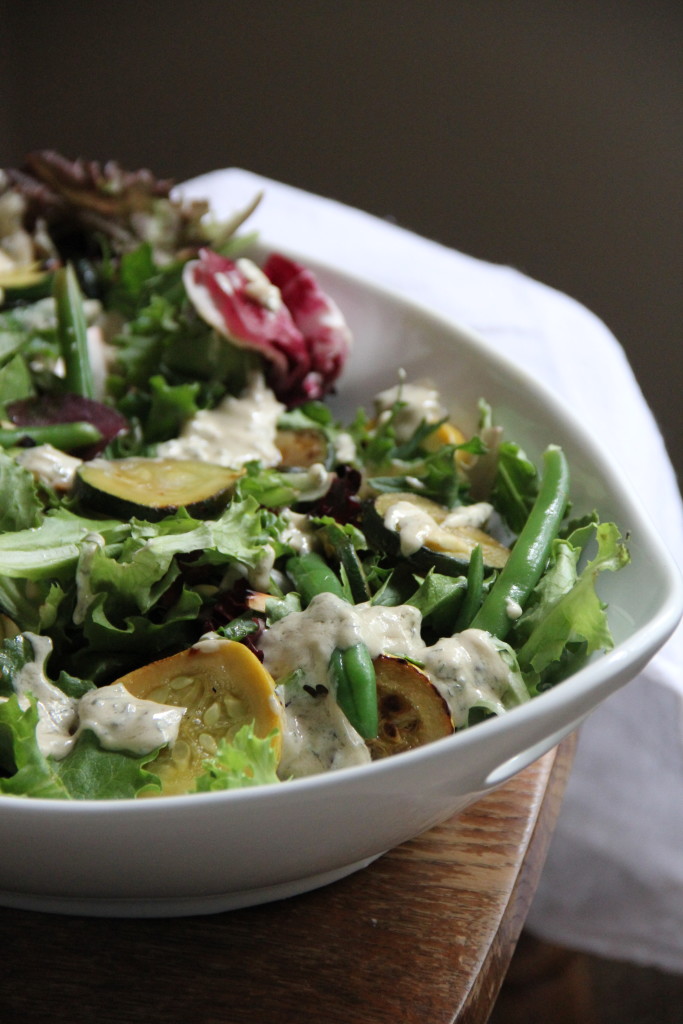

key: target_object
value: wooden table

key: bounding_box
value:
[0,735,576,1024]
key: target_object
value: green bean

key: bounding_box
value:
[286,551,378,738]
[329,643,379,739]
[470,445,570,639]
[453,543,484,632]
[285,552,345,606]
[54,264,95,400]
[0,421,103,450]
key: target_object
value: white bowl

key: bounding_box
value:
[1,248,681,919]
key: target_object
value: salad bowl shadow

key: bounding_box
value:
[1,251,681,919]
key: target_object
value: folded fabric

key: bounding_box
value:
[182,169,683,971]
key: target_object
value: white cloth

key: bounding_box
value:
[181,169,683,972]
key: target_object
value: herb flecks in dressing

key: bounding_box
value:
[261,594,524,771]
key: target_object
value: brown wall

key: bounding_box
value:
[3,1,681,482]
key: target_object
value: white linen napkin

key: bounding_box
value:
[181,169,683,971]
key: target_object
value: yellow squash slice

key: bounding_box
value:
[114,638,283,795]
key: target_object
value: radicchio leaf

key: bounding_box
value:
[263,253,352,401]
[183,249,352,407]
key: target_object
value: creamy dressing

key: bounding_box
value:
[77,683,185,755]
[86,323,115,400]
[355,602,425,661]
[14,444,83,492]
[235,257,283,311]
[335,431,357,465]
[212,544,279,601]
[12,633,185,760]
[277,689,371,778]
[421,629,522,728]
[291,462,335,500]
[505,597,524,620]
[247,544,276,591]
[157,372,285,468]
[383,500,437,556]
[191,631,226,655]
[374,381,447,442]
[383,499,494,557]
[260,592,363,686]
[280,510,318,555]
[442,502,494,529]
[73,531,107,625]
[13,634,78,759]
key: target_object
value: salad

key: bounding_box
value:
[0,152,629,799]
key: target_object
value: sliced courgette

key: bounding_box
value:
[367,654,454,760]
[0,265,53,305]
[114,638,283,795]
[363,491,510,576]
[75,457,243,521]
[275,426,330,469]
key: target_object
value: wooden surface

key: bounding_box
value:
[0,735,576,1024]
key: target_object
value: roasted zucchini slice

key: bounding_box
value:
[75,457,242,521]
[275,426,330,468]
[114,638,283,795]
[363,491,510,575]
[367,654,454,759]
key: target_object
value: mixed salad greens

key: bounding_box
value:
[0,152,629,799]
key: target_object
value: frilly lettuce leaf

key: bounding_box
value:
[130,495,276,567]
[514,520,630,690]
[194,724,280,791]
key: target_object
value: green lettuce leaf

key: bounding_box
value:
[0,632,38,698]
[352,392,473,507]
[514,520,630,688]
[0,508,128,580]
[491,440,539,534]
[194,724,280,791]
[0,352,34,417]
[235,463,302,509]
[0,451,43,532]
[407,570,467,640]
[30,499,273,628]
[75,587,203,681]
[367,442,463,507]
[145,374,201,443]
[50,728,162,799]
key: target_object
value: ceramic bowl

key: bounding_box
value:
[1,218,681,919]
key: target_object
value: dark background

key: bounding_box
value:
[2,0,681,483]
